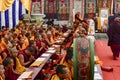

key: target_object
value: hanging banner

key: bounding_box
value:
[44,0,57,19]
[74,0,84,19]
[85,0,97,18]
[114,0,120,13]
[85,0,96,14]
[31,2,41,14]
[58,0,70,20]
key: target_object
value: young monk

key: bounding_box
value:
[34,34,48,57]
[10,47,27,74]
[27,40,38,58]
[3,57,19,80]
[63,47,74,79]
[51,64,71,80]
[0,64,5,80]
[18,47,35,67]
[41,33,51,47]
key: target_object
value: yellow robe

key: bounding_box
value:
[30,36,34,40]
[50,36,54,44]
[14,29,21,35]
[50,74,60,80]
[0,38,7,51]
[63,61,73,79]
[51,74,71,80]
[0,56,2,64]
[15,57,27,74]
[22,37,29,50]
[0,75,3,80]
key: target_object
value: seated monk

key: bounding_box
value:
[18,37,29,51]
[18,47,35,67]
[50,64,71,80]
[27,40,38,59]
[63,47,74,79]
[0,36,7,52]
[0,63,5,80]
[3,57,19,80]
[0,56,2,64]
[10,47,27,74]
[41,33,51,47]
[30,31,35,40]
[34,35,47,57]
[0,51,7,64]
[47,32,54,44]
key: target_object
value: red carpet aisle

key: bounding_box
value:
[95,40,120,80]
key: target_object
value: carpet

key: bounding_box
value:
[95,40,120,80]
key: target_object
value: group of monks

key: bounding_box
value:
[0,21,70,80]
[0,12,89,80]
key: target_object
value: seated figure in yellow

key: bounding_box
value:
[63,47,74,79]
[50,64,71,80]
[24,36,29,49]
[0,56,2,64]
[0,64,5,80]
[30,31,35,40]
[19,36,29,50]
[0,51,7,64]
[30,36,34,40]
[10,47,27,74]
[0,37,7,52]
[47,31,54,44]
[0,37,7,62]
[14,27,21,35]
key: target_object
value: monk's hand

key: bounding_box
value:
[29,56,35,62]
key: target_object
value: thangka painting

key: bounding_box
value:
[114,0,120,13]
[31,2,41,14]
[85,0,96,14]
[44,0,57,19]
[98,0,112,14]
[73,37,93,80]
[74,0,84,19]
[98,0,111,8]
[58,0,70,20]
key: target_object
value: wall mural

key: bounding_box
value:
[74,0,84,19]
[31,0,42,14]
[85,0,96,18]
[86,1,96,13]
[44,0,57,19]
[98,0,112,13]
[58,0,70,20]
[115,0,120,13]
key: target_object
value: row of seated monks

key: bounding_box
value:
[0,21,71,80]
[0,12,89,80]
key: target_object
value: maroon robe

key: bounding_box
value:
[4,67,19,80]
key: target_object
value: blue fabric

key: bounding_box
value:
[12,0,16,27]
[5,10,9,27]
[19,1,22,20]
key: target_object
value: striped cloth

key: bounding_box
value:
[0,0,28,29]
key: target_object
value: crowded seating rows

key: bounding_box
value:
[0,21,76,80]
